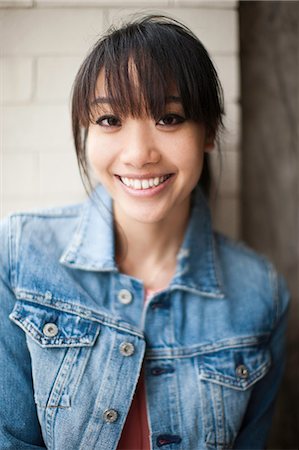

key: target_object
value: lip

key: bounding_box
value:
[115,173,175,197]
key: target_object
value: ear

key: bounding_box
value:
[204,141,214,152]
[204,134,215,153]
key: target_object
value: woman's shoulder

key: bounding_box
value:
[213,231,290,325]
[0,187,110,246]
[0,201,85,277]
[214,231,271,269]
[2,200,84,223]
[0,200,84,242]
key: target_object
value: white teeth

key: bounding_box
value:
[141,179,149,189]
[120,175,170,190]
[133,179,142,190]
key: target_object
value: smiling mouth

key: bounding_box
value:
[117,174,173,190]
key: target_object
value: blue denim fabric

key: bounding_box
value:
[0,185,290,450]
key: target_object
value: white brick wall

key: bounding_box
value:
[1,57,33,102]
[0,0,240,238]
[36,57,82,102]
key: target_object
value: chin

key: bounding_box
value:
[122,205,170,225]
[131,212,166,225]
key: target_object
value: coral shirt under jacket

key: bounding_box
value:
[0,185,289,450]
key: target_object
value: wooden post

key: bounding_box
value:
[239,1,299,447]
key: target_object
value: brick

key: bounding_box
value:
[1,152,39,197]
[107,8,238,54]
[213,55,239,103]
[174,0,237,8]
[2,105,73,151]
[36,56,82,102]
[36,0,168,5]
[38,191,87,206]
[0,0,32,7]
[0,9,104,56]
[0,57,33,103]
[0,198,43,219]
[39,151,84,196]
[35,0,236,5]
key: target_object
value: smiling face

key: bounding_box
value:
[87,70,214,226]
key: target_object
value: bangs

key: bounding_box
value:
[72,16,224,130]
[91,49,172,122]
[71,15,224,193]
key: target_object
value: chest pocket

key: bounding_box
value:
[198,342,271,449]
[199,344,271,390]
[9,300,100,409]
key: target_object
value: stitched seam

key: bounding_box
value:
[199,358,271,391]
[79,331,118,450]
[10,310,99,347]
[71,346,93,404]
[64,202,90,261]
[47,347,79,408]
[145,335,270,359]
[13,294,144,338]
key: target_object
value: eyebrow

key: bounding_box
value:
[166,96,182,103]
[91,95,182,106]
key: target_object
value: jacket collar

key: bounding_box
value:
[171,187,224,297]
[60,185,117,272]
[60,184,224,298]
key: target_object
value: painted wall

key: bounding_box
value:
[0,0,240,238]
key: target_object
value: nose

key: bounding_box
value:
[119,120,160,168]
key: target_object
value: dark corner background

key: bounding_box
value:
[239,1,299,448]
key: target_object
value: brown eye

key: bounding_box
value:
[157,114,185,126]
[96,115,121,127]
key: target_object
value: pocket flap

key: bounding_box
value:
[9,301,100,348]
[199,344,271,390]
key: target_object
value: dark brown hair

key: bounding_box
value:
[71,14,224,195]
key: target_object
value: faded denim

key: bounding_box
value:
[0,185,290,450]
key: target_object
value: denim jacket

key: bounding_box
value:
[0,185,289,450]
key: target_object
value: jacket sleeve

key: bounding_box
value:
[233,270,290,450]
[0,217,46,449]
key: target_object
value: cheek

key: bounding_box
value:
[86,147,101,178]
[177,140,205,172]
[86,134,107,175]
[87,145,100,169]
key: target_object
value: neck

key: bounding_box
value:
[114,198,191,288]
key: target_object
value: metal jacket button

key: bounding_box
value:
[118,289,133,304]
[43,323,58,337]
[236,364,249,379]
[103,409,118,423]
[119,342,135,356]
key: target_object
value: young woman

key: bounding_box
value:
[0,15,289,450]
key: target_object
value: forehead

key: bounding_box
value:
[94,69,106,96]
[92,68,181,108]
